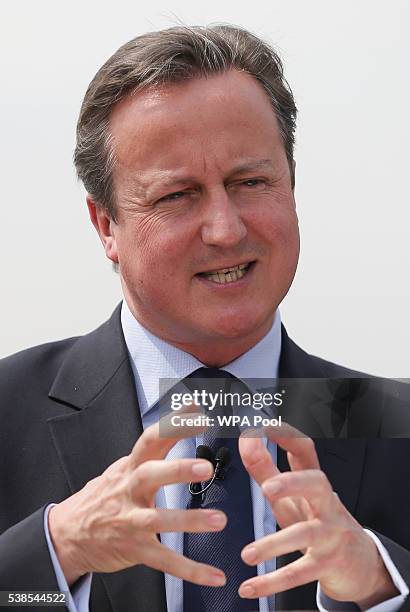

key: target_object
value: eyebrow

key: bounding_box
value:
[147,159,275,189]
[226,159,275,176]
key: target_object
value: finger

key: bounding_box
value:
[238,432,305,528]
[130,409,205,468]
[264,422,320,470]
[238,433,280,486]
[261,470,333,514]
[241,519,324,565]
[131,459,214,498]
[239,556,319,598]
[130,507,227,533]
[143,541,226,587]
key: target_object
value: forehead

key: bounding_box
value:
[109,70,285,177]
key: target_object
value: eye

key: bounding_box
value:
[158,191,186,202]
[241,178,266,187]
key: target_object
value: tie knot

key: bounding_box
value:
[185,367,235,400]
[188,367,235,380]
[186,368,235,394]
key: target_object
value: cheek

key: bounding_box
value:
[117,224,190,301]
[252,204,299,251]
[275,214,300,255]
[258,209,300,287]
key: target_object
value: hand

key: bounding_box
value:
[238,424,398,607]
[48,413,227,588]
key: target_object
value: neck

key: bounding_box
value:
[167,325,274,367]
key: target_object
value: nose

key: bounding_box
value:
[200,189,247,248]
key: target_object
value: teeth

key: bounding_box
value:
[199,262,252,284]
[206,262,250,274]
[204,265,249,284]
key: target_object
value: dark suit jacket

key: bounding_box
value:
[1,304,410,611]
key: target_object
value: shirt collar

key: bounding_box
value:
[121,300,282,417]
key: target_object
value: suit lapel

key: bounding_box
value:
[47,304,167,612]
[277,326,367,512]
[276,327,367,609]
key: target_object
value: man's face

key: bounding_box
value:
[93,70,300,361]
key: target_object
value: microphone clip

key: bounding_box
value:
[188,445,231,497]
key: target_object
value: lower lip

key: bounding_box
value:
[194,262,256,289]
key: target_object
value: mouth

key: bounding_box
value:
[196,261,255,284]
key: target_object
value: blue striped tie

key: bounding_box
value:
[183,368,259,612]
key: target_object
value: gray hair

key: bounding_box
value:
[74,24,297,220]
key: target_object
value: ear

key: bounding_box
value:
[87,195,119,263]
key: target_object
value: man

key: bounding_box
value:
[0,24,409,612]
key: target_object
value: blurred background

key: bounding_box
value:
[1,0,409,376]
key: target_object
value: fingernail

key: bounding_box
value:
[263,480,281,496]
[207,512,226,528]
[242,546,257,563]
[192,462,211,477]
[211,572,226,586]
[240,583,256,598]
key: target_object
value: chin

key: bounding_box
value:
[205,310,273,341]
